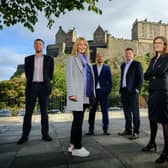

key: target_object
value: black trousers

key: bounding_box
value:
[22,83,49,138]
[88,89,109,132]
[70,104,89,149]
[121,88,140,134]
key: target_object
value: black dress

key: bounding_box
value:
[144,54,168,123]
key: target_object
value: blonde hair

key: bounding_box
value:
[71,37,90,60]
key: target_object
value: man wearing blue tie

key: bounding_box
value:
[86,52,112,135]
[118,48,143,139]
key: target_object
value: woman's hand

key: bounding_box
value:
[69,96,78,102]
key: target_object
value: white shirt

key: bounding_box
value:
[96,64,103,89]
[33,55,44,82]
[122,60,133,88]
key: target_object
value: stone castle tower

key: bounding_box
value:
[47,25,108,60]
[93,25,108,44]
[47,19,168,61]
[132,19,168,42]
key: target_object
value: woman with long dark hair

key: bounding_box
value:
[142,36,168,164]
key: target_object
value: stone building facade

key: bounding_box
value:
[47,19,168,61]
[132,19,168,42]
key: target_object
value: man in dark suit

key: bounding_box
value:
[86,52,112,135]
[118,48,143,139]
[17,39,54,144]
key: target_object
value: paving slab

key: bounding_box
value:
[0,109,168,168]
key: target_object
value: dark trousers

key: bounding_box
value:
[70,104,89,149]
[121,88,140,134]
[88,89,109,132]
[22,83,49,138]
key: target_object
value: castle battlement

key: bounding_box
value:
[47,19,168,61]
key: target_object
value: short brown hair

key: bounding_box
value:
[125,48,134,52]
[34,38,44,45]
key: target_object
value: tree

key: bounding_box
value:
[0,0,112,32]
[0,76,25,115]
[52,63,66,97]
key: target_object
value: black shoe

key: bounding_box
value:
[155,153,168,164]
[128,133,139,140]
[118,131,132,136]
[17,137,28,144]
[142,143,157,152]
[42,135,53,141]
[104,131,111,135]
[85,131,94,136]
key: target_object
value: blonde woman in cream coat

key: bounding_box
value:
[66,37,95,157]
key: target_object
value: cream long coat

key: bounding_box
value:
[66,55,95,111]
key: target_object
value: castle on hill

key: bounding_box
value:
[47,19,168,61]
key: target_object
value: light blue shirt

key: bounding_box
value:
[122,60,133,88]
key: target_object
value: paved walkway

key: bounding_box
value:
[0,109,168,168]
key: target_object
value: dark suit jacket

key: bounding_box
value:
[93,64,112,94]
[25,54,54,95]
[120,60,143,94]
[144,54,168,91]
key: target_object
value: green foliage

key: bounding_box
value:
[0,77,25,101]
[134,55,150,72]
[0,76,26,115]
[0,0,112,31]
[106,56,123,106]
[52,63,66,97]
[134,55,151,106]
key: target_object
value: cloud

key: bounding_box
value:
[0,47,25,81]
[0,66,16,81]
[1,0,168,81]
[3,0,168,42]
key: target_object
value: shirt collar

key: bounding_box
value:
[126,59,133,65]
[97,63,103,68]
[35,54,44,58]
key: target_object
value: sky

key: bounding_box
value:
[0,0,168,81]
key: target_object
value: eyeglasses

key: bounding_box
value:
[154,42,164,45]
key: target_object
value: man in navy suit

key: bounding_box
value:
[86,53,112,135]
[118,48,143,139]
[17,39,54,144]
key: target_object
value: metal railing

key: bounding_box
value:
[0,95,67,116]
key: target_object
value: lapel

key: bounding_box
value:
[122,63,126,74]
[74,57,84,74]
[126,61,134,77]
[121,63,125,80]
[99,64,104,79]
[43,55,46,78]
[93,64,98,80]
[31,55,35,77]
[153,56,162,69]
[126,60,134,79]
